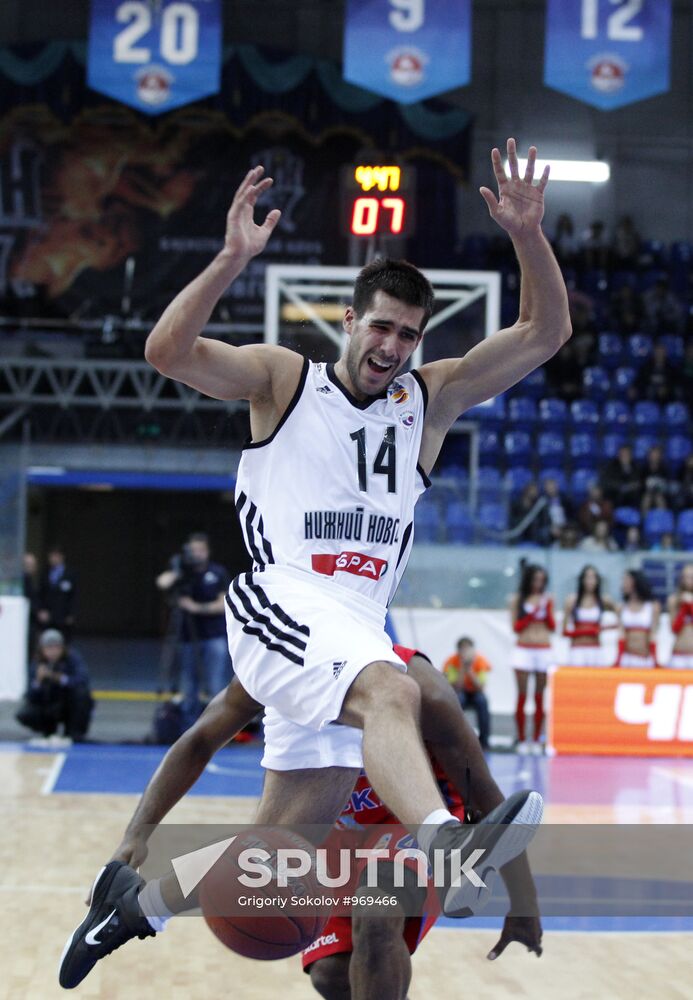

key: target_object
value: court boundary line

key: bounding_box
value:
[41,752,67,795]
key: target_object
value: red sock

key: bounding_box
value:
[515,691,526,742]
[533,690,545,742]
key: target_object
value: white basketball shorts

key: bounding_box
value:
[261,708,364,771]
[511,644,554,673]
[565,645,608,668]
[225,566,405,734]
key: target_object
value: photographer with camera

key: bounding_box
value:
[156,533,232,724]
[16,629,93,746]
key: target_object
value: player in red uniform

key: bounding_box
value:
[92,647,540,1000]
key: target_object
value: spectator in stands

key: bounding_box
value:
[624,525,642,552]
[673,455,693,512]
[642,276,684,335]
[442,637,492,750]
[577,484,613,537]
[15,629,93,746]
[552,213,578,267]
[553,522,581,549]
[578,518,619,553]
[611,215,641,269]
[650,531,675,552]
[640,446,675,512]
[599,444,642,507]
[633,342,680,404]
[568,289,598,356]
[540,476,572,545]
[510,481,546,545]
[38,545,77,642]
[581,220,610,270]
[608,284,643,336]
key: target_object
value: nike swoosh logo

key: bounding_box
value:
[85,909,116,946]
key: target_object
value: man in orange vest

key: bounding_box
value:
[443,637,492,750]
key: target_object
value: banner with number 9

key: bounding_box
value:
[544,0,671,110]
[343,0,471,104]
[88,0,221,114]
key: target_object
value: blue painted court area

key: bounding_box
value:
[44,742,266,796]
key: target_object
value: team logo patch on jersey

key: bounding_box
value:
[389,383,409,405]
[312,552,388,581]
[399,410,415,428]
[332,660,346,679]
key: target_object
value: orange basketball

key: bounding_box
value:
[199,828,329,960]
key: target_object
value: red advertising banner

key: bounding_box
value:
[548,667,693,758]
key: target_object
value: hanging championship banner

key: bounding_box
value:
[87,0,221,114]
[544,0,671,110]
[343,0,471,104]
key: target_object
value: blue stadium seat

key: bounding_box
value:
[507,397,538,430]
[639,241,668,267]
[597,332,624,370]
[613,506,641,528]
[478,428,501,466]
[477,502,508,537]
[539,468,567,492]
[437,463,469,488]
[445,500,474,544]
[582,366,611,400]
[504,467,534,497]
[582,269,610,299]
[664,402,689,430]
[601,433,627,459]
[539,397,569,428]
[601,399,631,430]
[514,368,547,400]
[465,395,506,424]
[661,335,684,362]
[613,366,637,393]
[665,435,692,472]
[633,435,660,461]
[628,333,653,366]
[569,433,599,468]
[537,431,564,463]
[643,508,675,546]
[477,467,503,500]
[414,498,440,543]
[677,509,693,550]
[633,401,662,431]
[504,430,533,465]
[570,468,597,501]
[570,399,600,429]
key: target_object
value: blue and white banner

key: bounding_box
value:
[343,0,471,104]
[544,0,671,111]
[87,0,221,115]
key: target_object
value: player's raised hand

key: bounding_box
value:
[479,138,549,239]
[222,165,281,261]
[487,913,543,960]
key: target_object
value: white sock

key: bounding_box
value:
[138,879,173,933]
[417,809,460,855]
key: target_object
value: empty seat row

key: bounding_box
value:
[465,395,690,429]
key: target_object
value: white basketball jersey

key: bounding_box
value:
[234,359,430,609]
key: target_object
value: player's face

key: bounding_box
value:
[342,291,424,398]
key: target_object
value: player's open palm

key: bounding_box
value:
[480,138,549,238]
[223,165,281,260]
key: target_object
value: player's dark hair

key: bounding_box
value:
[352,258,434,331]
[573,564,603,623]
[624,569,652,601]
[457,636,474,648]
[188,532,210,546]
[516,563,548,620]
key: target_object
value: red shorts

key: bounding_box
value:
[302,803,466,972]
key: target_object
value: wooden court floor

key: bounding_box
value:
[1,749,692,1000]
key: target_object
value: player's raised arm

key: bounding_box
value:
[144,166,296,402]
[421,139,571,434]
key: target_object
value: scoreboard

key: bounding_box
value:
[340,162,416,238]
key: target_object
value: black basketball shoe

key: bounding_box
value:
[428,789,544,918]
[58,861,156,989]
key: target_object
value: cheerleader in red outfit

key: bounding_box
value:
[667,563,693,669]
[563,565,618,668]
[509,564,554,755]
[616,569,660,668]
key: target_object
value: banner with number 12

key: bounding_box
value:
[88,0,222,114]
[544,0,671,110]
[343,0,471,104]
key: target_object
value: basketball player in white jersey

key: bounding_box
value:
[59,139,568,989]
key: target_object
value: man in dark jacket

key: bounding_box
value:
[16,629,93,744]
[38,545,77,641]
